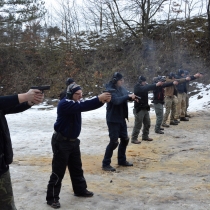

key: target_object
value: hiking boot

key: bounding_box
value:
[131,140,141,144]
[74,189,94,197]
[118,161,133,166]
[155,130,164,134]
[180,117,189,121]
[174,119,180,123]
[170,121,178,125]
[142,137,153,141]
[102,165,116,172]
[47,201,61,209]
[160,127,164,130]
[162,123,170,127]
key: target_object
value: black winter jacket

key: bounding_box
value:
[134,83,157,112]
[106,81,130,123]
[153,82,173,104]
[0,95,31,176]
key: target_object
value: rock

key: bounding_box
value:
[197,95,203,99]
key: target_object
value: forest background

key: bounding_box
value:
[0,0,210,98]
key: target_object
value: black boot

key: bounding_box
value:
[180,117,189,121]
[118,161,133,166]
[170,121,178,125]
[102,165,116,172]
[74,189,94,197]
[155,130,164,134]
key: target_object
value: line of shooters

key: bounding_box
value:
[0,70,203,209]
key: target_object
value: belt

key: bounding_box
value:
[53,131,77,141]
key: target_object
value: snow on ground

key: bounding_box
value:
[3,81,210,210]
[188,82,210,111]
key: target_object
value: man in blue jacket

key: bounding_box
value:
[102,72,136,172]
[46,83,111,209]
[0,89,44,210]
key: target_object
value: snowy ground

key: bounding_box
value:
[5,82,210,210]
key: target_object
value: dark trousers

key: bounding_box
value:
[102,120,129,166]
[46,133,87,203]
[154,103,163,131]
[131,108,151,140]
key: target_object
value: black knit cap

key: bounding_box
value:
[66,78,75,86]
[178,69,184,76]
[113,72,123,81]
[138,75,146,83]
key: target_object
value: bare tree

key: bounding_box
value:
[207,0,210,44]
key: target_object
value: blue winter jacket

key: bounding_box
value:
[54,96,104,138]
[105,81,130,123]
[176,75,196,94]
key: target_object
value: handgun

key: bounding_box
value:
[103,88,116,93]
[31,85,50,93]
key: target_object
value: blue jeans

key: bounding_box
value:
[102,120,129,166]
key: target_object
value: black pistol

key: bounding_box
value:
[103,88,116,93]
[31,85,50,93]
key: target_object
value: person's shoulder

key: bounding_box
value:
[59,98,75,105]
[134,83,141,88]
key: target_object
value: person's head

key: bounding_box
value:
[169,72,175,79]
[66,83,82,101]
[178,69,185,77]
[184,70,189,77]
[111,72,124,87]
[66,78,75,86]
[138,75,147,85]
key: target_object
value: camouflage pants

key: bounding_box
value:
[0,170,17,210]
[177,93,186,118]
[171,96,178,121]
[163,96,178,124]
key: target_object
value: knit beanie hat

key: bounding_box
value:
[138,75,147,83]
[66,83,82,99]
[112,72,123,82]
[178,69,184,76]
[66,78,75,86]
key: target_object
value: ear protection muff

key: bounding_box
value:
[169,72,175,79]
[66,83,76,99]
[112,72,119,84]
[178,69,184,75]
[138,76,143,84]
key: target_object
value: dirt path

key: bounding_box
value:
[10,110,210,210]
